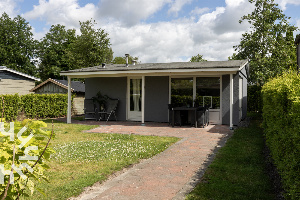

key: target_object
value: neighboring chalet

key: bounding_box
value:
[30,78,85,115]
[0,66,40,95]
[61,59,249,129]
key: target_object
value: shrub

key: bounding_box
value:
[248,85,263,112]
[262,71,300,199]
[0,119,55,199]
[0,94,70,121]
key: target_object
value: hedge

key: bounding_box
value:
[248,85,263,112]
[0,94,70,121]
[262,71,300,199]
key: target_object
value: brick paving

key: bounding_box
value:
[61,119,232,200]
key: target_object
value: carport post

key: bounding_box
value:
[230,73,233,129]
[67,76,72,124]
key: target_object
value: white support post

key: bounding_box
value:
[67,76,72,124]
[142,76,145,124]
[230,73,233,129]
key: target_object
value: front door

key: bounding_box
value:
[128,78,142,121]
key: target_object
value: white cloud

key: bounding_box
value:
[225,0,244,8]
[23,0,97,29]
[211,0,253,34]
[275,0,300,10]
[168,0,192,16]
[98,0,171,27]
[0,0,17,17]
[20,0,258,62]
[190,7,210,16]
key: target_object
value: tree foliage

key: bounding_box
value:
[190,54,207,62]
[231,0,298,85]
[38,25,76,81]
[66,20,113,70]
[0,13,37,76]
[112,55,139,64]
[38,20,113,81]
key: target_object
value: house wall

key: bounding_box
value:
[222,73,240,126]
[240,65,248,120]
[0,71,35,95]
[85,77,127,120]
[34,82,67,94]
[145,76,169,122]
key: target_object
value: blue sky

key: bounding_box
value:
[1,0,300,63]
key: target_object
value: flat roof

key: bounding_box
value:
[60,60,249,78]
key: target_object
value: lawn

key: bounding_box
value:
[22,120,179,200]
[186,114,276,200]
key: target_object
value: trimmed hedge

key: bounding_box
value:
[0,94,70,121]
[262,71,300,199]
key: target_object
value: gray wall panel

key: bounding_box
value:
[145,76,169,122]
[85,77,127,121]
[233,73,239,126]
[222,73,241,126]
[240,66,248,120]
[222,75,230,125]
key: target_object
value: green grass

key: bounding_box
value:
[23,120,179,200]
[186,114,275,200]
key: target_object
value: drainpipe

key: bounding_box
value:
[295,35,300,74]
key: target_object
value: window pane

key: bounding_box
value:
[130,79,142,111]
[171,78,193,107]
[196,77,220,109]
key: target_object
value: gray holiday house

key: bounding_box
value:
[60,59,249,128]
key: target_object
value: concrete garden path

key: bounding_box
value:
[65,120,232,200]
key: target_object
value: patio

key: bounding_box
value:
[57,119,233,199]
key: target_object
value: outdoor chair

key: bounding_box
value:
[84,99,97,120]
[98,98,119,122]
[196,106,209,127]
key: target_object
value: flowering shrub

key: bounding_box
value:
[0,119,55,199]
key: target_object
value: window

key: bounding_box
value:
[171,78,193,107]
[195,77,220,109]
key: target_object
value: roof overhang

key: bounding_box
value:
[0,66,40,81]
[60,60,248,78]
[30,78,75,92]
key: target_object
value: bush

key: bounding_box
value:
[248,85,263,112]
[0,94,70,121]
[262,71,300,199]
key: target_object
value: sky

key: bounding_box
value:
[0,0,300,63]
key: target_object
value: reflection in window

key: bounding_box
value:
[130,79,142,111]
[171,78,193,107]
[195,77,220,109]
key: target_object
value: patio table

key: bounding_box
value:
[172,107,199,128]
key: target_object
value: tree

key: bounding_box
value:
[37,24,76,81]
[231,0,298,85]
[190,54,207,62]
[0,13,37,76]
[67,20,113,69]
[112,55,139,64]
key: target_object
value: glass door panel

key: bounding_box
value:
[128,78,142,121]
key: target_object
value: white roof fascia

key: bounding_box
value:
[0,67,40,81]
[61,67,240,78]
[238,60,248,71]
